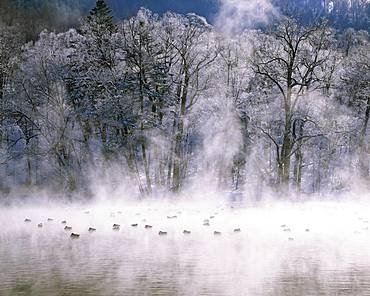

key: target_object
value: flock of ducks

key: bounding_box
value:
[23,210,325,241]
[352,217,369,234]
[280,224,310,241]
[23,211,245,239]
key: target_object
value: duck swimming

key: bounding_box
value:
[61,220,67,224]
[71,233,80,238]
[158,231,167,235]
[24,218,31,223]
[47,218,54,222]
[214,231,221,235]
[234,228,241,232]
[145,225,152,229]
[183,230,191,234]
[113,224,120,230]
[64,226,72,231]
[88,227,96,232]
[38,223,43,228]
[131,223,138,227]
[167,215,177,219]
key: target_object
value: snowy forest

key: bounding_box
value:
[0,0,369,198]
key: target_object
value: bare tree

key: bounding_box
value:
[251,18,333,188]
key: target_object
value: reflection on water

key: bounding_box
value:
[1,201,370,295]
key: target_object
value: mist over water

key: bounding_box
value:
[1,198,370,295]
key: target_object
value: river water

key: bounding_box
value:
[1,200,370,295]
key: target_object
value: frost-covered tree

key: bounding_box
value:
[160,12,217,191]
[338,35,370,179]
[18,30,82,191]
[0,23,25,189]
[250,18,335,189]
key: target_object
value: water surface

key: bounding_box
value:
[1,201,370,295]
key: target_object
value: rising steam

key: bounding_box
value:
[215,0,277,35]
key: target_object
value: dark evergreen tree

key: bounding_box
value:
[85,0,117,36]
[65,0,119,171]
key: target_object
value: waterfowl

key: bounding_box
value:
[38,223,43,228]
[203,222,210,226]
[158,231,167,235]
[288,237,294,241]
[210,216,215,219]
[47,218,54,222]
[234,228,241,232]
[131,223,138,227]
[204,219,210,223]
[113,224,120,230]
[64,226,72,231]
[280,224,287,228]
[70,233,80,238]
[24,218,31,223]
[88,227,96,232]
[305,228,310,232]
[145,225,152,229]
[214,231,222,235]
[167,215,177,219]
[183,230,191,234]
[61,220,67,224]
[84,211,90,214]
[283,228,291,232]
